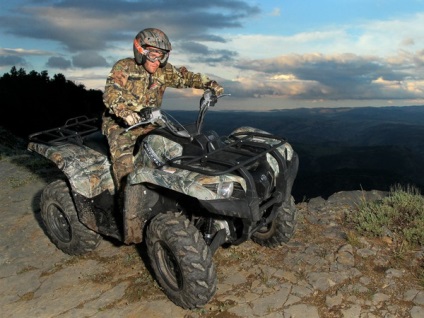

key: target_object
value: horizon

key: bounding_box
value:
[161,95,424,111]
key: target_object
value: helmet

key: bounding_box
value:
[133,28,172,67]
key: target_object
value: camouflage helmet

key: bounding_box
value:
[133,28,172,67]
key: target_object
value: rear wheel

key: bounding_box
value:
[252,196,297,247]
[40,180,101,255]
[146,212,217,309]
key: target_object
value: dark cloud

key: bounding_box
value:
[0,55,27,67]
[0,0,259,52]
[72,51,109,68]
[181,41,239,66]
[46,56,72,69]
[185,34,227,43]
[0,0,259,75]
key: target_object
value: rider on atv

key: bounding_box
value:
[27,28,299,310]
[102,28,224,190]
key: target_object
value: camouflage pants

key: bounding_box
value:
[102,114,155,189]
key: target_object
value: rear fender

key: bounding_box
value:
[28,142,115,198]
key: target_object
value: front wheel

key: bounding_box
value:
[252,196,297,247]
[40,180,101,255]
[146,212,217,309]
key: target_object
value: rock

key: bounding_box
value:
[341,304,362,318]
[385,268,404,279]
[372,293,390,305]
[250,286,291,316]
[327,190,388,207]
[336,244,355,267]
[307,272,336,291]
[410,306,424,318]
[307,196,327,211]
[412,291,424,306]
[283,304,320,318]
[326,292,343,308]
[357,248,377,258]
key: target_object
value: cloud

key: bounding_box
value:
[72,51,109,68]
[46,56,72,69]
[0,48,52,56]
[230,51,424,100]
[181,41,239,65]
[0,55,27,67]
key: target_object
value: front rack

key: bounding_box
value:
[28,116,99,145]
[167,132,287,177]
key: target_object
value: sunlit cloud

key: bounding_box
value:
[0,48,52,56]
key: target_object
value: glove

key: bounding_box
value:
[209,93,218,107]
[206,80,224,96]
[123,112,141,126]
[139,107,153,121]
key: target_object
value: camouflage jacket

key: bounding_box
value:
[103,58,216,119]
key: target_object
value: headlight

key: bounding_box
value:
[217,182,234,199]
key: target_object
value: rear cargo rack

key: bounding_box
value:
[28,116,100,145]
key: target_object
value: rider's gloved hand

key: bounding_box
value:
[206,80,224,97]
[200,89,216,107]
[139,107,153,121]
[210,94,218,106]
[123,112,141,126]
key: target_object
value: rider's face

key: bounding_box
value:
[143,59,160,74]
[143,46,162,74]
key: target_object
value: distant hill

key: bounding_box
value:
[169,106,424,200]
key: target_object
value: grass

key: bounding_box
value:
[348,184,424,289]
[348,184,424,247]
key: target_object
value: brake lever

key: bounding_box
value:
[122,120,153,133]
[122,108,163,133]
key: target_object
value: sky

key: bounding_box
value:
[1,0,424,111]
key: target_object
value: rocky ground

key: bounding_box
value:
[1,153,424,318]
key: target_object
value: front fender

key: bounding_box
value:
[28,142,115,198]
[128,166,246,200]
[230,126,295,176]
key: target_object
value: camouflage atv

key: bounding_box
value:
[28,90,299,309]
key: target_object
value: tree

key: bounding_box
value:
[0,67,104,137]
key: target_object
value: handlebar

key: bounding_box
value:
[197,90,230,134]
[124,90,230,137]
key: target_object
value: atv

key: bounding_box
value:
[28,90,299,309]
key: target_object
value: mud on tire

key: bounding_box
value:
[40,180,101,255]
[146,212,217,309]
[252,196,297,247]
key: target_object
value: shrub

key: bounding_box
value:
[349,184,424,246]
